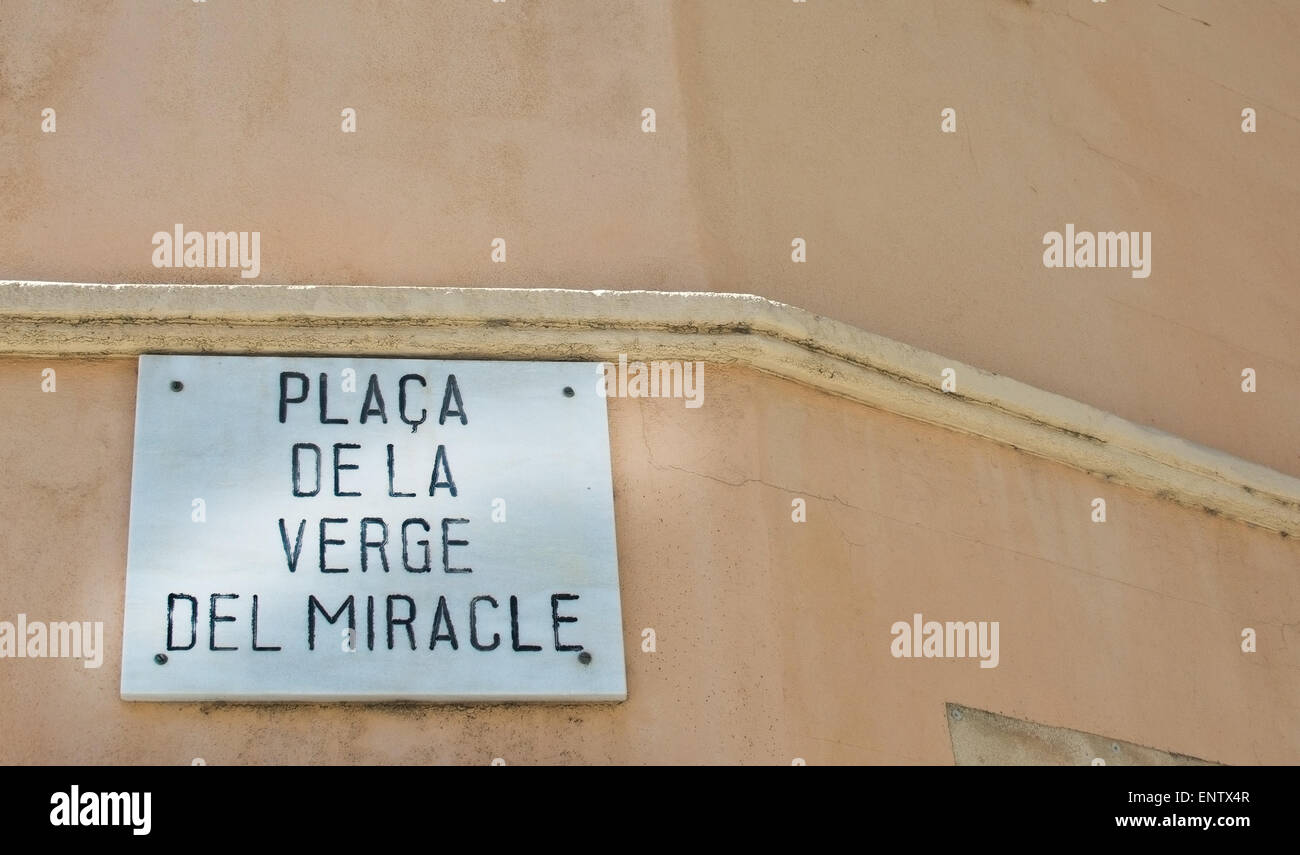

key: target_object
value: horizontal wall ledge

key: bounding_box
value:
[4,279,1300,536]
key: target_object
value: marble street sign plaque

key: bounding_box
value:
[120,355,626,701]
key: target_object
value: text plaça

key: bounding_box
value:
[279,370,467,432]
[162,591,586,653]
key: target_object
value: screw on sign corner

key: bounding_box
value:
[563,386,575,398]
[577,651,592,665]
[170,380,184,392]
[154,653,168,664]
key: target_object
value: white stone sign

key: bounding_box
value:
[120,355,625,701]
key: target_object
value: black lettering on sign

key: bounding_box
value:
[441,517,470,573]
[366,595,375,651]
[360,374,388,424]
[209,593,238,651]
[333,443,361,497]
[439,374,468,425]
[551,594,582,652]
[510,595,542,652]
[291,443,321,497]
[387,444,415,497]
[428,595,458,650]
[429,445,457,496]
[307,595,355,651]
[319,372,348,424]
[387,595,416,650]
[401,518,432,573]
[319,518,348,572]
[279,372,309,423]
[166,593,198,651]
[399,374,427,434]
[360,517,389,573]
[251,594,282,651]
[279,518,306,572]
[470,595,500,651]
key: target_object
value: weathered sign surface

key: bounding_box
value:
[120,355,625,701]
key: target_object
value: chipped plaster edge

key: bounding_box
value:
[3,280,1298,535]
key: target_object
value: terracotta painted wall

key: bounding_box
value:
[1,1,1296,475]
[1,1,1297,763]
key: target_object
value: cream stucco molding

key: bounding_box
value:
[4,280,1299,535]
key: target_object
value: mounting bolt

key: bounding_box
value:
[950,708,963,721]
[563,386,575,398]
[170,380,184,392]
[154,653,168,665]
[577,650,592,665]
